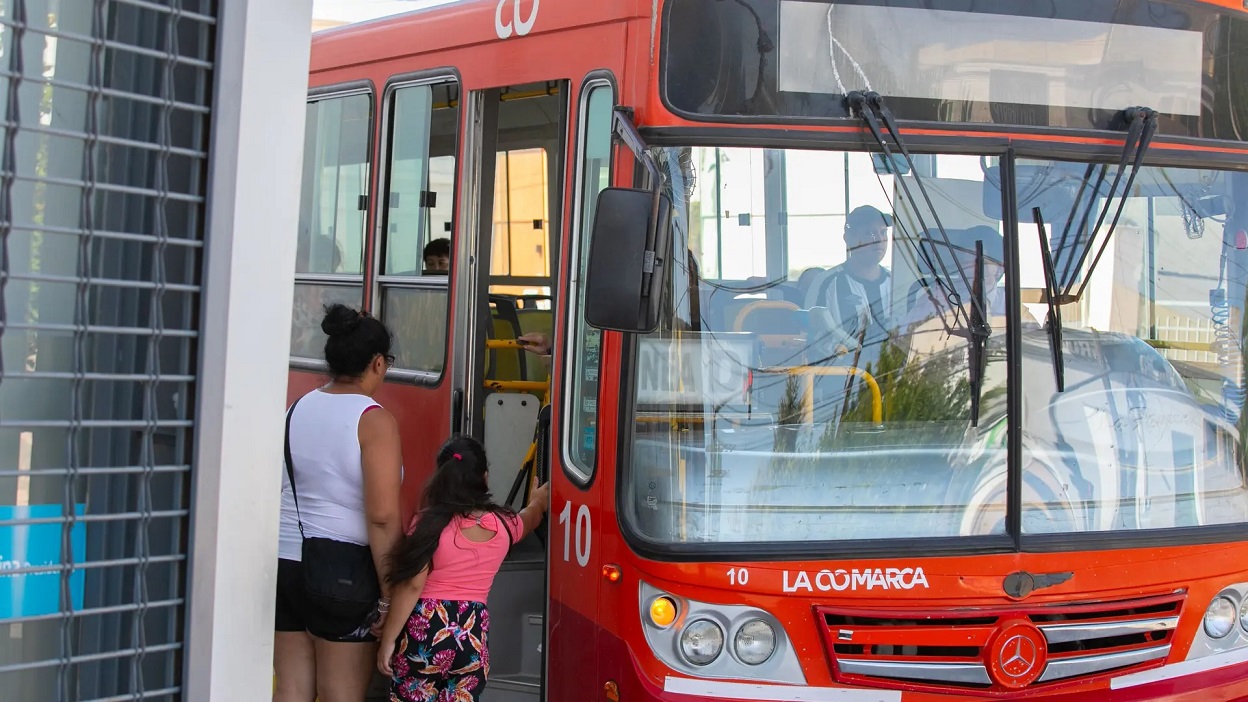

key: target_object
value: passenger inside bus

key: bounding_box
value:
[421,237,451,275]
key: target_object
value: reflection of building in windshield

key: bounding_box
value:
[777,3,1202,117]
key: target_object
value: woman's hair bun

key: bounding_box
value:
[321,303,363,337]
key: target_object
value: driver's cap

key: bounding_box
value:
[847,205,894,230]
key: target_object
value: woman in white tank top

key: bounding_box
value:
[274,304,404,702]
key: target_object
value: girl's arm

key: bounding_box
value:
[516,482,550,539]
[378,567,429,675]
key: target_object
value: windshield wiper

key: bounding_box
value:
[846,91,979,331]
[1058,107,1158,301]
[1029,107,1157,395]
[1033,207,1066,392]
[968,240,991,426]
[847,91,993,424]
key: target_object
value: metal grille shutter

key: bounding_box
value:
[0,0,215,699]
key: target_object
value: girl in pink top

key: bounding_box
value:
[378,436,550,701]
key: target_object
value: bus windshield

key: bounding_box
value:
[622,146,1248,545]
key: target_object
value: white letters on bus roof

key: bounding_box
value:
[495,0,539,38]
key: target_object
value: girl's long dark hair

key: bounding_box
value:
[386,435,517,585]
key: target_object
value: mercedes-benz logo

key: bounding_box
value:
[999,634,1038,678]
[987,621,1048,688]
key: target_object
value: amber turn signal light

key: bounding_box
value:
[602,564,622,583]
[649,596,677,628]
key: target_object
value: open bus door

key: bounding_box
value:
[450,80,568,702]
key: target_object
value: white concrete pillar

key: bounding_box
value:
[183,1,313,699]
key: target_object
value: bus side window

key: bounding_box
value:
[564,79,614,483]
[377,80,460,377]
[291,92,371,361]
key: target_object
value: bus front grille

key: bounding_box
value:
[817,592,1184,694]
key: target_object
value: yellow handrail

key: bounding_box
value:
[484,379,548,393]
[758,365,883,425]
[483,339,550,399]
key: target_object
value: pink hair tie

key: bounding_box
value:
[453,453,462,461]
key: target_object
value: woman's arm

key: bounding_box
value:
[360,407,404,596]
[516,482,550,539]
[378,567,429,675]
[517,332,553,372]
[517,332,550,355]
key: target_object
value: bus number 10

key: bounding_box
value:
[727,567,750,586]
[558,501,591,568]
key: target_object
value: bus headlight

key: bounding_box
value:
[680,619,724,665]
[1204,596,1237,638]
[734,618,777,665]
[638,582,805,684]
[1239,597,1248,634]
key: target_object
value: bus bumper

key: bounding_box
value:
[621,650,1248,701]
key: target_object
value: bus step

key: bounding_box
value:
[519,612,544,675]
[482,673,541,701]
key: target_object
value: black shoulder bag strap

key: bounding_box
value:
[283,397,306,539]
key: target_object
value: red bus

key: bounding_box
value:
[292,0,1248,699]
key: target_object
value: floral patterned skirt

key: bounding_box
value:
[389,599,490,702]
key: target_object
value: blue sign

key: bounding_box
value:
[0,504,86,619]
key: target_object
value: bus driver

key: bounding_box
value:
[807,205,895,362]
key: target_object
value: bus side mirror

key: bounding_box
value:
[584,187,673,333]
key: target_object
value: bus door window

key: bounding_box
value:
[469,82,566,508]
[563,80,613,483]
[628,147,1012,544]
[483,84,563,389]
[376,80,460,377]
[475,85,564,511]
[291,92,370,362]
[487,145,553,384]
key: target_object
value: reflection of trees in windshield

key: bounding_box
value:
[757,335,1007,446]
[836,340,971,428]
[743,338,1004,538]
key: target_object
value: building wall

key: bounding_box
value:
[0,1,312,699]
